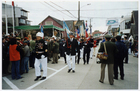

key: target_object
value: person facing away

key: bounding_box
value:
[124,36,129,63]
[114,35,126,80]
[98,35,118,85]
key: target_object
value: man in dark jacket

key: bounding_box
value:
[77,38,84,64]
[98,35,118,85]
[114,35,126,80]
[65,33,78,73]
[83,39,91,64]
[124,36,129,63]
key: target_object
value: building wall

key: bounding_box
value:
[42,17,63,28]
[2,3,21,18]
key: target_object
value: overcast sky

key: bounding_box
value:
[1,0,138,32]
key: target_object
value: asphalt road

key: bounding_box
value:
[2,46,138,90]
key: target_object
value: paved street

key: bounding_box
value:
[2,45,138,90]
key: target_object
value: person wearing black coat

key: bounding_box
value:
[114,35,126,80]
[83,39,92,64]
[77,39,84,64]
[65,33,78,73]
[34,32,48,81]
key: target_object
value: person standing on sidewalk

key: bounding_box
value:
[9,38,23,80]
[29,37,36,68]
[34,32,48,81]
[98,35,118,85]
[65,33,78,73]
[21,40,30,74]
[52,39,59,64]
[114,35,126,80]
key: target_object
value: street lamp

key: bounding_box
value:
[78,1,91,21]
[80,3,91,8]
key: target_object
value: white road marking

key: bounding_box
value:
[26,65,68,90]
[47,67,58,71]
[2,77,19,90]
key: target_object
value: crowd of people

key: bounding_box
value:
[98,34,138,85]
[2,32,138,85]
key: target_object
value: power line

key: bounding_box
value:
[80,16,122,19]
[44,1,77,19]
[55,8,138,11]
[50,1,77,18]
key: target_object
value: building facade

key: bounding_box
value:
[130,11,138,40]
[2,3,31,34]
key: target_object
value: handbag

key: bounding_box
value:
[96,43,108,60]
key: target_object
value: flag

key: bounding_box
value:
[85,21,88,38]
[39,24,44,33]
[63,21,70,38]
[12,1,14,6]
[12,1,15,37]
[77,28,80,38]
[75,29,77,37]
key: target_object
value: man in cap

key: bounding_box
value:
[65,32,78,73]
[34,32,48,81]
[98,34,118,85]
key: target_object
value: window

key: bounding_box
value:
[20,19,25,24]
[125,22,131,29]
[21,11,28,17]
[45,21,53,25]
[27,21,30,25]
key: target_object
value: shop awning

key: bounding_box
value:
[13,25,64,31]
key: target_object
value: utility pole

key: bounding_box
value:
[78,1,80,21]
[89,18,92,34]
[12,1,15,37]
[5,2,8,35]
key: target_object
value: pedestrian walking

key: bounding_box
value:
[80,36,84,59]
[114,35,126,80]
[34,32,48,81]
[77,38,84,64]
[83,38,91,64]
[98,35,118,85]
[129,40,132,54]
[89,36,94,59]
[124,36,129,63]
[93,38,97,57]
[65,33,78,73]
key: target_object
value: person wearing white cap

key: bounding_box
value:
[34,32,48,81]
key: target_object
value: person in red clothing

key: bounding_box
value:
[93,38,97,57]
[9,38,23,80]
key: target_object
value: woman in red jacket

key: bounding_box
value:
[9,38,22,80]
